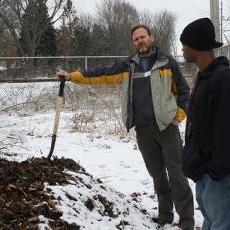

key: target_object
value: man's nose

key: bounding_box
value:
[137,38,143,43]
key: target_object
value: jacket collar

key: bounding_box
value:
[130,46,168,63]
[198,56,229,79]
[130,47,169,71]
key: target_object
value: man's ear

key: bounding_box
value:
[150,35,155,44]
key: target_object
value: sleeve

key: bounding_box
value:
[169,57,190,120]
[211,70,230,177]
[70,58,130,85]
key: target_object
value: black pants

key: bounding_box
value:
[136,124,194,229]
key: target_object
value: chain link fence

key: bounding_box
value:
[0,57,127,136]
[0,57,125,108]
[216,44,230,59]
[2,48,229,116]
[0,55,199,134]
[0,52,228,157]
[0,55,198,113]
[0,56,127,81]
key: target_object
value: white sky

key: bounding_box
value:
[75,0,230,54]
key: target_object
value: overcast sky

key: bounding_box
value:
[75,0,230,54]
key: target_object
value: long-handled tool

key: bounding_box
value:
[48,77,65,160]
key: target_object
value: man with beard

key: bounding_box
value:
[57,25,194,230]
[180,18,230,230]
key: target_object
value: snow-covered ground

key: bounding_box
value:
[0,82,203,229]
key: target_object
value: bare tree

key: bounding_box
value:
[94,2,176,55]
[70,14,95,56]
[223,15,230,44]
[59,0,79,55]
[0,0,65,56]
[95,0,139,55]
[152,10,176,54]
[138,10,176,54]
[138,10,155,29]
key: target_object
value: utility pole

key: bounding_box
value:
[220,1,223,43]
[210,0,221,42]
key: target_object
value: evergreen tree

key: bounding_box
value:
[19,0,58,56]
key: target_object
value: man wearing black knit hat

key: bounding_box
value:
[180,17,230,230]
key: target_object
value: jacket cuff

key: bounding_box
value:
[175,107,187,122]
[70,71,83,83]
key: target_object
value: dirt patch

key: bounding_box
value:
[0,157,85,229]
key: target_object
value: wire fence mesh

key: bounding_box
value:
[0,54,215,120]
[0,56,125,114]
[0,51,228,144]
[0,56,126,136]
[216,44,230,59]
[0,56,127,81]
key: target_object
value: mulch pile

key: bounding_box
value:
[0,157,87,229]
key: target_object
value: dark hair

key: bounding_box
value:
[130,25,152,39]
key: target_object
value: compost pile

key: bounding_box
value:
[0,157,85,229]
[0,156,157,230]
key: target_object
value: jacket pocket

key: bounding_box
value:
[182,142,207,182]
[200,144,213,161]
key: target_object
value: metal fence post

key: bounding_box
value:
[85,56,88,70]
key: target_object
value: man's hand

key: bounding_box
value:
[56,69,71,81]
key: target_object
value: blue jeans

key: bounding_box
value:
[196,174,230,230]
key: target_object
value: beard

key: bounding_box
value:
[138,44,153,56]
[183,53,194,63]
[184,57,192,63]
